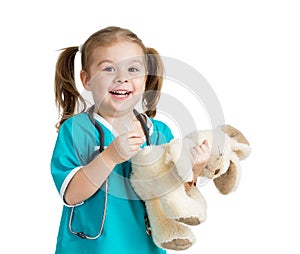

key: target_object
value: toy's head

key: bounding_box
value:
[185,125,251,194]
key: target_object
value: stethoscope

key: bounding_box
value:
[68,105,151,240]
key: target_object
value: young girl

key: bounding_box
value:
[51,26,209,254]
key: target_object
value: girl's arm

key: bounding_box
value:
[64,131,144,205]
[64,149,116,205]
[190,139,210,182]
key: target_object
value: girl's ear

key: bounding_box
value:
[80,70,91,90]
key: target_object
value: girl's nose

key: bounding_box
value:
[115,69,129,84]
[117,78,128,83]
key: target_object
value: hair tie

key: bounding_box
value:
[78,44,83,53]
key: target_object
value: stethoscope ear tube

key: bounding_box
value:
[133,109,150,146]
[88,105,105,153]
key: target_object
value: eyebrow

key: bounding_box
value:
[97,58,145,67]
[97,59,114,67]
[129,59,145,66]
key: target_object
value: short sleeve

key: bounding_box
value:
[150,119,174,145]
[50,114,97,203]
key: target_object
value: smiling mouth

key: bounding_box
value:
[109,90,132,98]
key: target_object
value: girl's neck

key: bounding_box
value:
[98,109,137,134]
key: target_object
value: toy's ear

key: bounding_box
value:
[213,154,240,194]
[222,124,251,160]
[165,139,194,182]
[213,125,251,194]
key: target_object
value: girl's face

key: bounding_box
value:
[81,42,146,118]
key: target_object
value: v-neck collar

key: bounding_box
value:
[92,110,153,138]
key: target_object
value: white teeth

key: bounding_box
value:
[110,90,130,95]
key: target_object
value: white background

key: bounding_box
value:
[1,0,299,253]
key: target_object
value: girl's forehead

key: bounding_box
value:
[90,42,145,63]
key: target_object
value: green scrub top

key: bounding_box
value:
[51,112,173,254]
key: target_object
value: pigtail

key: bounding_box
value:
[54,46,86,130]
[143,47,164,118]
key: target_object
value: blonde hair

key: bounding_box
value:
[54,26,163,129]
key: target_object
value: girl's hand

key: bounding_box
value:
[106,131,145,164]
[190,139,210,182]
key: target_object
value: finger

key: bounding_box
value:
[128,137,145,146]
[199,142,209,152]
[127,145,144,158]
[200,139,209,149]
[202,139,209,146]
[132,144,143,151]
[190,147,199,159]
[127,131,144,139]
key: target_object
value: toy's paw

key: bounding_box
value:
[176,216,200,225]
[161,238,193,251]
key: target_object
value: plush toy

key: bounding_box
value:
[130,125,251,250]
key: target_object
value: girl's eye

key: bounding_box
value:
[103,66,115,72]
[128,67,139,73]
